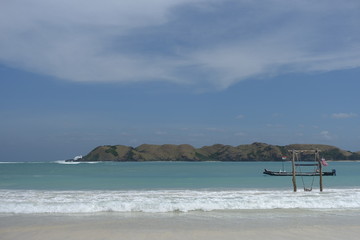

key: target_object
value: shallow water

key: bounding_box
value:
[0,161,359,215]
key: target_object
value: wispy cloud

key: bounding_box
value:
[205,127,224,132]
[234,132,246,136]
[188,133,205,137]
[1,0,360,88]
[331,113,357,119]
[155,131,168,135]
[235,114,245,119]
[320,130,333,140]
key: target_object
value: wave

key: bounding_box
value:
[1,189,360,214]
[54,160,99,165]
[0,160,100,164]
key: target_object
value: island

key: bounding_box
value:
[67,142,360,162]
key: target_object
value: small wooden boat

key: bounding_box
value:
[263,168,336,176]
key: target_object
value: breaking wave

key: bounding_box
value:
[54,160,99,165]
[1,189,360,214]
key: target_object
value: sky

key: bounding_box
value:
[1,0,360,161]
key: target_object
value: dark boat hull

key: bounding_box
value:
[263,169,336,176]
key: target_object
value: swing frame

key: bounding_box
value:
[290,149,323,192]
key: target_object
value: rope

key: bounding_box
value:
[296,152,317,192]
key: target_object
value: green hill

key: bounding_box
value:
[77,142,360,162]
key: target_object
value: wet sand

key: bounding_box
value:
[1,212,359,240]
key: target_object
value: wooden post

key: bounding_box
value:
[291,150,297,192]
[287,149,324,192]
[317,150,323,192]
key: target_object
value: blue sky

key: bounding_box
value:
[1,0,360,161]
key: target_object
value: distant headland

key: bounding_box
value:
[68,142,360,162]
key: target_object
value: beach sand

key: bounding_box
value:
[1,212,359,240]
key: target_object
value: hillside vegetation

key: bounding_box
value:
[79,142,360,162]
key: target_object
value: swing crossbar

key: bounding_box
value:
[295,163,319,166]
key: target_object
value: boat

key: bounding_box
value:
[263,149,336,192]
[263,168,336,176]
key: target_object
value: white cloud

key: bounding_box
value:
[1,0,360,88]
[331,113,357,119]
[235,114,245,119]
[0,0,193,83]
[320,130,333,140]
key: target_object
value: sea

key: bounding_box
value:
[1,161,360,216]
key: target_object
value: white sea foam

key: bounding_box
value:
[73,155,83,160]
[54,160,81,165]
[1,189,360,214]
[54,160,99,164]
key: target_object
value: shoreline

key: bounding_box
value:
[1,211,360,240]
[62,159,360,163]
[2,160,360,164]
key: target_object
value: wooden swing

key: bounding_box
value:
[290,149,324,192]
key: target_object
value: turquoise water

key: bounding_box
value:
[1,161,356,190]
[0,161,359,214]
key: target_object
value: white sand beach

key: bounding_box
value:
[1,212,359,240]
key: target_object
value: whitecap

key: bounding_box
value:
[1,189,360,214]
